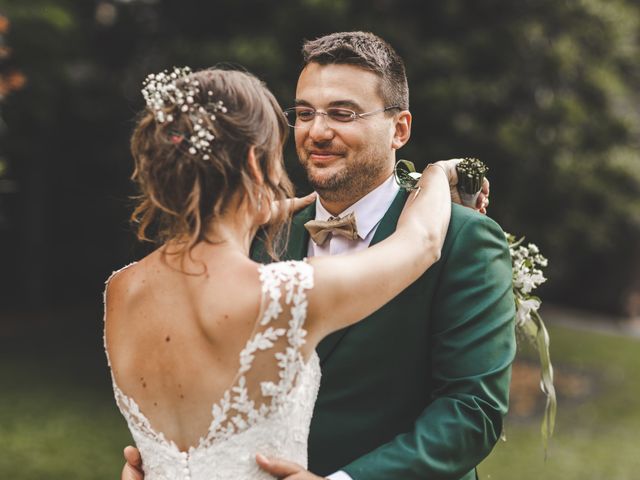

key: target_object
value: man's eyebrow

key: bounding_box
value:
[328,100,362,110]
[293,99,363,110]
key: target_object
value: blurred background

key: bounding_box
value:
[0,0,638,478]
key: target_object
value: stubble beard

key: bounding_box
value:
[299,147,391,204]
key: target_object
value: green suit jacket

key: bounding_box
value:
[252,190,516,480]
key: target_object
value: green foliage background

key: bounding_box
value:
[0,0,639,314]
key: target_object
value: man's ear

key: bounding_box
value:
[246,146,264,185]
[391,110,412,150]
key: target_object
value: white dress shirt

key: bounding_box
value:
[306,174,399,480]
[307,174,400,258]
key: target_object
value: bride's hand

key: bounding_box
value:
[287,192,317,213]
[476,177,490,214]
[270,192,317,219]
[430,159,490,214]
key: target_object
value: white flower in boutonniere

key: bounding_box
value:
[394,158,556,453]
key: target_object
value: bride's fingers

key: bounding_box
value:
[289,192,317,212]
[476,192,489,209]
[481,177,490,196]
[433,158,462,187]
[255,453,304,477]
[271,192,316,218]
[474,193,490,215]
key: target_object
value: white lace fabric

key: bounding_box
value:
[104,260,321,480]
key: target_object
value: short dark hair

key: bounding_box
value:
[301,31,409,110]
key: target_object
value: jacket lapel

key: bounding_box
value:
[285,203,315,261]
[316,189,409,365]
[369,189,408,247]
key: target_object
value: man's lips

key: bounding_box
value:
[307,151,344,162]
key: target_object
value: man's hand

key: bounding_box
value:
[121,446,144,480]
[256,454,327,480]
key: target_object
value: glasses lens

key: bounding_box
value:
[283,108,297,127]
[296,108,316,122]
[327,108,356,123]
[284,107,317,127]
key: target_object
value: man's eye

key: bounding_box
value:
[297,109,315,120]
[329,109,355,122]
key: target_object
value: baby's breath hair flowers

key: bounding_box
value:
[141,66,228,160]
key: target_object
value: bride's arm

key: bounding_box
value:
[304,161,453,344]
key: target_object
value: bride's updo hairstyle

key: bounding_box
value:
[130,67,293,261]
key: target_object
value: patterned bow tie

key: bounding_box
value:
[304,212,359,246]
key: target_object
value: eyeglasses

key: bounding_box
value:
[283,105,400,128]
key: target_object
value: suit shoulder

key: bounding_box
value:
[450,204,506,234]
[445,204,508,249]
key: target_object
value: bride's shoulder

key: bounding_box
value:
[257,259,314,285]
[104,253,158,310]
[104,262,142,314]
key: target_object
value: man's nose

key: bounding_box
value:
[308,114,335,142]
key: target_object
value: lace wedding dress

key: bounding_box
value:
[104,261,321,480]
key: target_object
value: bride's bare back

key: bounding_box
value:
[106,251,321,479]
[105,248,270,451]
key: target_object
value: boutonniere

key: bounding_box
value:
[395,158,556,453]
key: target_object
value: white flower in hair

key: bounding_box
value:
[141,66,228,160]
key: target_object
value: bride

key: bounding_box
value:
[104,66,456,480]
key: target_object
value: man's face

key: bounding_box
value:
[294,63,399,204]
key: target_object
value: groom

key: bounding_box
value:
[123,31,515,480]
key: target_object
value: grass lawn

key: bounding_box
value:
[479,324,640,480]
[1,313,639,479]
[0,311,132,480]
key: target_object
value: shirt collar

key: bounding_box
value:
[314,174,400,240]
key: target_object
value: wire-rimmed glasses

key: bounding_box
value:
[283,105,400,128]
